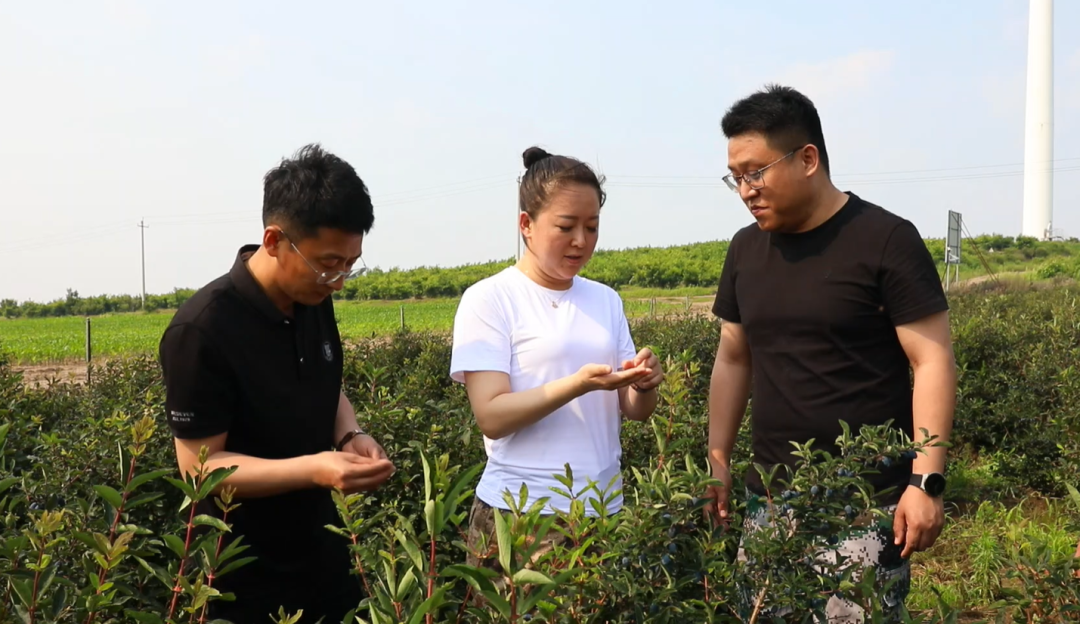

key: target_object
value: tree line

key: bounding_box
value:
[2,235,1077,318]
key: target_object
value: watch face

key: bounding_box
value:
[924,473,946,497]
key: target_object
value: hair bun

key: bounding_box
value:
[522,146,553,169]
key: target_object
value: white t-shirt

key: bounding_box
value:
[449,266,637,516]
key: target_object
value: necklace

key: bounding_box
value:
[547,286,572,308]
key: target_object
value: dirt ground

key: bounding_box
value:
[14,362,90,388]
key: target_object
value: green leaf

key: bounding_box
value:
[125,468,175,493]
[421,452,433,503]
[195,466,239,500]
[162,534,187,559]
[124,610,165,624]
[193,514,231,532]
[93,485,124,511]
[512,569,554,585]
[396,567,418,600]
[217,556,257,578]
[162,476,197,500]
[424,499,437,538]
[0,476,19,497]
[405,587,448,624]
[125,491,165,510]
[493,508,511,574]
[396,530,424,571]
[10,577,33,609]
[1066,483,1080,514]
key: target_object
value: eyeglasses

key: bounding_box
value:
[722,150,796,192]
[280,230,368,285]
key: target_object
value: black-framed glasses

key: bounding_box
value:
[281,230,368,285]
[722,150,797,192]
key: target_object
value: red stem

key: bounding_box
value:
[349,533,373,598]
[84,455,140,624]
[167,488,201,620]
[426,536,436,624]
[27,547,45,624]
[197,508,230,624]
[454,587,472,624]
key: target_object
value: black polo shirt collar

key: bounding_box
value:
[228,244,290,324]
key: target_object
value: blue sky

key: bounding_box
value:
[2,0,1078,302]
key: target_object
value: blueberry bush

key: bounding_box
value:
[2,283,1080,622]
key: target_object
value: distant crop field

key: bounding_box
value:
[0,295,703,365]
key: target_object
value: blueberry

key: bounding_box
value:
[781,490,796,500]
[686,521,696,531]
[29,503,40,511]
[694,572,705,582]
[817,507,827,515]
[668,542,677,553]
[668,526,677,538]
[844,505,855,518]
[827,535,839,545]
[639,554,647,564]
[662,513,672,522]
[523,615,532,622]
[650,604,659,614]
[882,457,893,468]
[661,554,672,566]
[825,488,835,498]
[903,450,918,460]
[810,485,820,496]
[622,557,630,567]
[781,504,792,514]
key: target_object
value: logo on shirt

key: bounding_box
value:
[322,341,333,362]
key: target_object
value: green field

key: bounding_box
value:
[0,295,700,365]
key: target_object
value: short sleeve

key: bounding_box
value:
[158,323,238,439]
[712,237,741,322]
[449,285,512,384]
[879,220,949,326]
[614,293,638,366]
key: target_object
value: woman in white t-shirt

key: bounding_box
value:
[450,146,664,569]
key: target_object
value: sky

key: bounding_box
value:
[1,0,1078,303]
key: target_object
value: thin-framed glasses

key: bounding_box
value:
[281,230,368,285]
[722,150,796,192]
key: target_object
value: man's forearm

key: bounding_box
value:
[335,390,362,444]
[181,450,317,499]
[708,359,751,466]
[910,358,956,475]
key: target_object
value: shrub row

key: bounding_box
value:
[1,284,1079,621]
[5,236,1080,316]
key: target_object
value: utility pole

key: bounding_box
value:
[138,219,149,308]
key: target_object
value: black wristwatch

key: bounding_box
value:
[909,473,946,498]
[335,429,365,451]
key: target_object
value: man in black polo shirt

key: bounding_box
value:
[159,144,395,623]
[704,85,956,620]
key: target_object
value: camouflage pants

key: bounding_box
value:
[736,493,910,623]
[464,497,572,583]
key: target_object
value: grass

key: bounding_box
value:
[906,451,1080,615]
[0,293,700,365]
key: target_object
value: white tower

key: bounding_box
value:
[1021,0,1053,240]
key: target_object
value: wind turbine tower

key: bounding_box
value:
[1021,0,1054,240]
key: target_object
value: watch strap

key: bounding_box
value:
[335,429,365,451]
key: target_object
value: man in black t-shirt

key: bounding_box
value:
[704,85,956,620]
[158,144,395,623]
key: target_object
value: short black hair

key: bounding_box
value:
[262,143,374,239]
[518,146,606,220]
[720,84,830,175]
